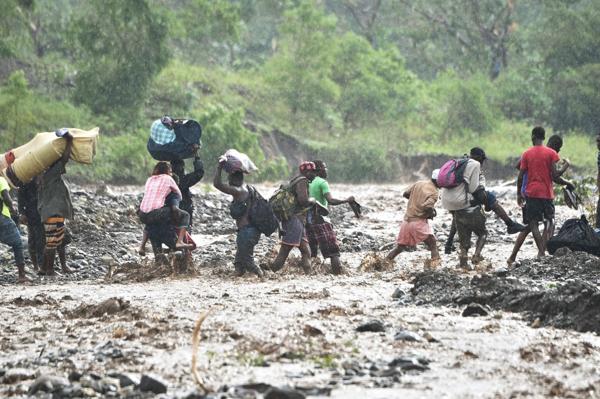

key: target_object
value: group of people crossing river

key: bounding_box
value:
[0,120,596,283]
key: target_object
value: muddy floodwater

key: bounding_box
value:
[1,183,599,398]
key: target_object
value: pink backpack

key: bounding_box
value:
[437,158,469,188]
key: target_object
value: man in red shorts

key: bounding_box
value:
[385,169,440,267]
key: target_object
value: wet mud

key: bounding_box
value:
[1,183,599,398]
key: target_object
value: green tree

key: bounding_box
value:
[264,0,339,123]
[71,0,169,122]
[332,33,415,128]
[170,0,242,65]
[0,71,35,148]
[551,64,600,133]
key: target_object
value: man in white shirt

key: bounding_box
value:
[441,148,487,270]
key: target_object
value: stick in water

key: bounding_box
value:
[191,309,212,393]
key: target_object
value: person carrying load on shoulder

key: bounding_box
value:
[269,162,317,274]
[138,161,193,252]
[385,169,441,268]
[214,150,277,278]
[0,174,27,283]
[440,148,488,270]
[306,160,355,275]
[443,148,525,254]
[147,116,201,161]
[38,129,75,277]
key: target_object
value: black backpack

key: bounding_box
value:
[547,216,600,257]
[248,186,279,237]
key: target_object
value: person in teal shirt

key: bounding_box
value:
[307,160,355,274]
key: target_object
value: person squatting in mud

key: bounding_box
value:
[385,169,441,268]
[138,161,193,255]
[441,148,489,270]
[37,129,75,276]
[444,148,525,254]
[270,162,317,274]
[0,175,27,283]
[213,161,264,278]
[508,127,574,265]
[306,160,355,275]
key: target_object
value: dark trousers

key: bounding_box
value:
[0,215,24,265]
[139,207,190,229]
[234,225,261,273]
[27,219,45,265]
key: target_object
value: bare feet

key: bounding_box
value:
[138,246,146,256]
[61,265,72,274]
[424,257,441,269]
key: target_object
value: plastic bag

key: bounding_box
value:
[219,149,258,174]
[547,216,600,256]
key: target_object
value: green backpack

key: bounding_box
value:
[269,176,306,221]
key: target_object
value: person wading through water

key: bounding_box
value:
[0,175,27,282]
[307,160,354,275]
[138,161,193,251]
[270,162,317,274]
[38,129,75,276]
[385,169,441,268]
[18,179,71,273]
[508,128,574,265]
[170,156,204,231]
[213,162,264,278]
[444,148,525,254]
[441,148,488,270]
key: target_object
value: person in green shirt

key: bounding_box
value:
[0,176,27,283]
[307,160,355,274]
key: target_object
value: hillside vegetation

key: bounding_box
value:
[1,0,598,183]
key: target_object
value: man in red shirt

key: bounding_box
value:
[512,127,562,261]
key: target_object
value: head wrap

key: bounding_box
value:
[299,161,316,172]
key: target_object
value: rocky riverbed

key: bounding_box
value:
[1,182,599,398]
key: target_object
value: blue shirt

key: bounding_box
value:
[150,119,176,145]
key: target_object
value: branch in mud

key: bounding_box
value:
[191,309,213,394]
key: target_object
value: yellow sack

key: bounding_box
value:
[2,127,99,187]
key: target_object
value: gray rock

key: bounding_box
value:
[107,372,138,388]
[3,368,35,384]
[462,303,490,317]
[394,330,423,342]
[138,374,167,394]
[356,320,385,332]
[264,387,306,399]
[28,375,70,395]
[392,288,406,299]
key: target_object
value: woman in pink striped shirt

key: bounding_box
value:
[139,162,192,250]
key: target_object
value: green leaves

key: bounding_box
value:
[71,0,169,121]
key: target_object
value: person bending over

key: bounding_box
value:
[138,162,192,251]
[386,169,441,268]
[271,162,317,274]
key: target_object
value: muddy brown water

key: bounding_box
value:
[1,183,599,398]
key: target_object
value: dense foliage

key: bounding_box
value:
[0,0,598,183]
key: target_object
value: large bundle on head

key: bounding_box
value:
[219,149,258,174]
[147,117,202,161]
[1,127,99,187]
